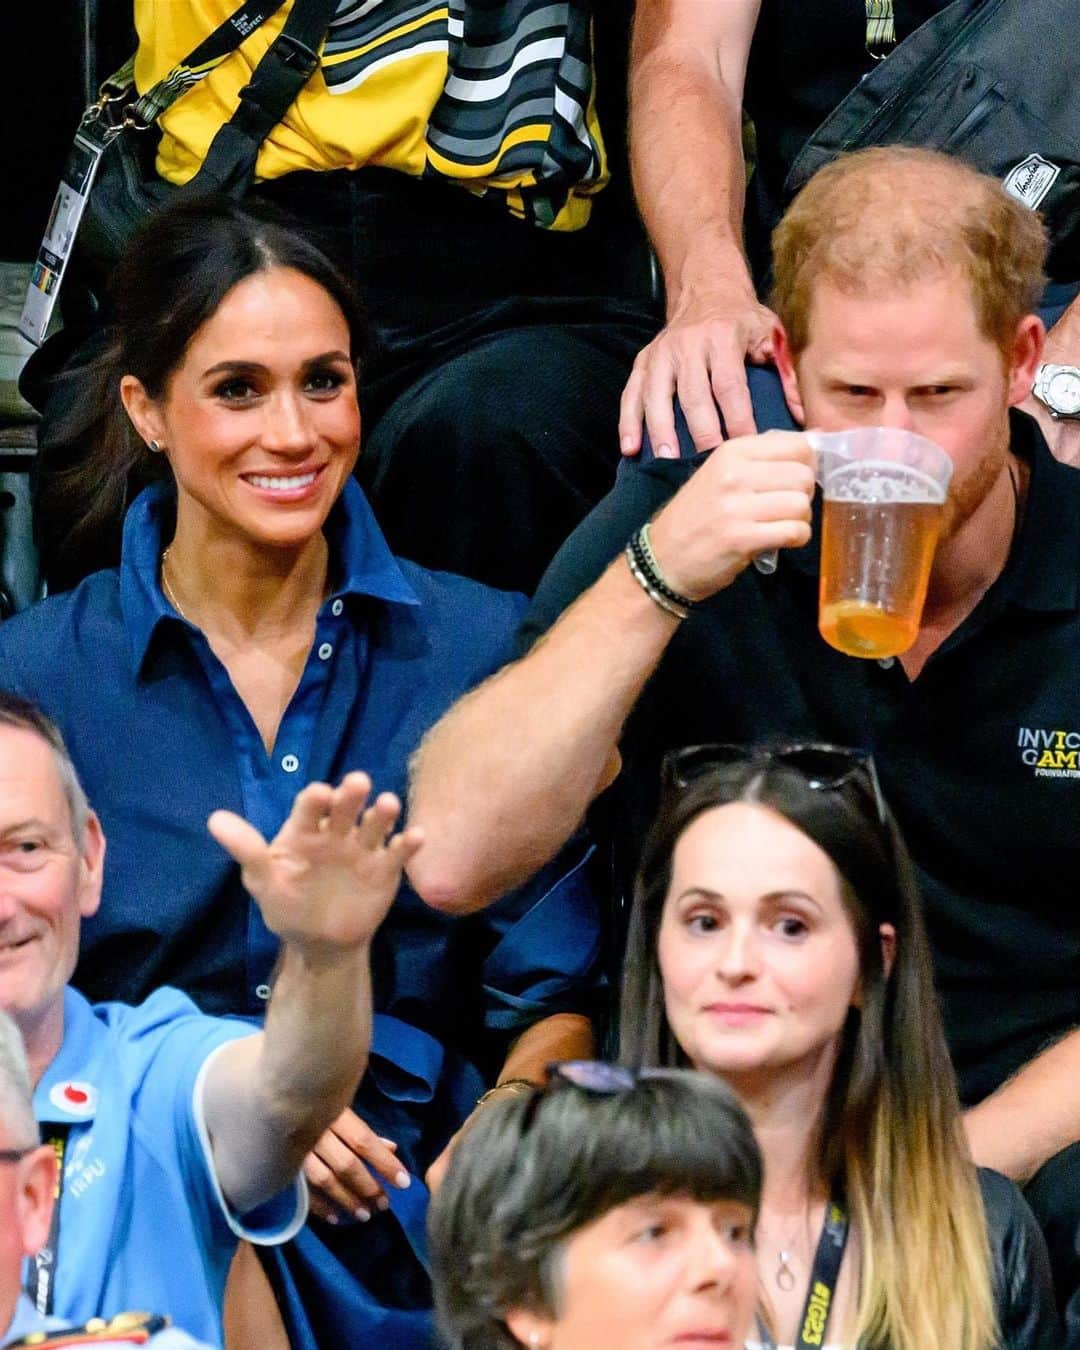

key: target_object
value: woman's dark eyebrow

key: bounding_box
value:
[202,350,351,379]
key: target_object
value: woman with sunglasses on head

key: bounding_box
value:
[429,1062,763,1350]
[620,743,1058,1350]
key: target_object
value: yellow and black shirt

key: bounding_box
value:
[134,0,608,230]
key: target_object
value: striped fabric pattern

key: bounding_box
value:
[323,0,605,226]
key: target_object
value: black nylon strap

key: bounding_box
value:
[192,0,341,195]
[756,1199,850,1350]
[27,1126,69,1315]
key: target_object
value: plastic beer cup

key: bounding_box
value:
[810,427,953,660]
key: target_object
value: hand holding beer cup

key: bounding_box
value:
[811,427,953,659]
[647,430,816,600]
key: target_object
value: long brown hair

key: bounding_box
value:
[619,755,996,1350]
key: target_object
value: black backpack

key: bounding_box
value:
[785,0,1080,280]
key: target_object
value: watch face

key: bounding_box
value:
[1048,368,1080,416]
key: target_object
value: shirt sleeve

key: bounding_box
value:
[474,832,605,1039]
[130,991,306,1250]
[516,457,697,656]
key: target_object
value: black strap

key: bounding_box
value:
[192,0,342,195]
[27,1126,69,1315]
[756,1199,850,1350]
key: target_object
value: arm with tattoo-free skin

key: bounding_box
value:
[407,432,815,915]
[620,0,774,457]
[965,1027,1080,1183]
[199,773,422,1216]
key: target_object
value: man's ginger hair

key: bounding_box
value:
[770,146,1048,358]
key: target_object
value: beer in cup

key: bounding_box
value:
[811,427,953,660]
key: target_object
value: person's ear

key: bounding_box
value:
[505,1308,553,1347]
[119,374,167,452]
[17,1144,58,1259]
[1006,314,1045,406]
[76,811,106,921]
[771,321,806,425]
[879,922,897,979]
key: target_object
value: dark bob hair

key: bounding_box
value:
[37,194,364,588]
[429,1068,762,1350]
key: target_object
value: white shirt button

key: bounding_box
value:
[878,657,895,670]
[281,753,300,773]
[331,599,344,616]
[318,642,333,660]
[255,983,271,1002]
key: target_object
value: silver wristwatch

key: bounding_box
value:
[1032,363,1080,419]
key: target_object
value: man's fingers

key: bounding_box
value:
[709,361,757,441]
[207,811,268,869]
[677,358,726,453]
[388,825,425,867]
[641,349,682,460]
[357,793,403,850]
[289,782,335,836]
[618,365,646,456]
[326,772,372,835]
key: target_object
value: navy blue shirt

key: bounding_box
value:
[0,480,602,1347]
[523,412,1080,1106]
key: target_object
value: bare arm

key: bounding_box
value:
[425,1012,595,1192]
[200,774,422,1216]
[620,0,774,454]
[408,431,815,914]
[1021,292,1080,467]
[964,1027,1080,1183]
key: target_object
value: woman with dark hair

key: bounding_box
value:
[430,1062,762,1350]
[620,744,1058,1350]
[0,196,601,1347]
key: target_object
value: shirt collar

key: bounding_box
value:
[32,988,111,1127]
[5,1292,50,1343]
[119,478,419,673]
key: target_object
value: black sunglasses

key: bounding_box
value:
[662,741,887,825]
[0,1148,33,1164]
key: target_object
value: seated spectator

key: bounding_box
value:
[0,693,414,1344]
[30,2,658,595]
[428,1063,761,1350]
[0,197,600,1346]
[620,744,1058,1348]
[620,0,1080,467]
[409,148,1080,1335]
[0,1009,215,1349]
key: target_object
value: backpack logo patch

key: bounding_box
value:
[1003,154,1060,210]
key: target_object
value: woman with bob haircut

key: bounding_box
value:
[429,1062,763,1349]
[0,196,601,1348]
[620,743,1058,1350]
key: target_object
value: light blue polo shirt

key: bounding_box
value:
[27,987,306,1345]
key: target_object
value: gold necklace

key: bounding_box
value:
[160,547,190,622]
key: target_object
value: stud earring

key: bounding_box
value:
[148,440,162,453]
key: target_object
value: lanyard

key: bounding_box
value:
[27,1126,70,1315]
[756,1199,850,1350]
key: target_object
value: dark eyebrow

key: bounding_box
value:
[201,350,352,379]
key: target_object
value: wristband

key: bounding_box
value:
[476,1078,536,1108]
[625,523,696,621]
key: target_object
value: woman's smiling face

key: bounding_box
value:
[128,265,360,552]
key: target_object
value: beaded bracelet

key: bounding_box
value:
[624,522,696,620]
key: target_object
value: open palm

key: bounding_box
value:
[208,772,423,952]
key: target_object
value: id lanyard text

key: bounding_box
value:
[756,1199,850,1350]
[28,1125,69,1315]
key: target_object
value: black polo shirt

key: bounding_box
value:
[521,412,1080,1104]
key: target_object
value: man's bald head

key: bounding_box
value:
[771,146,1048,359]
